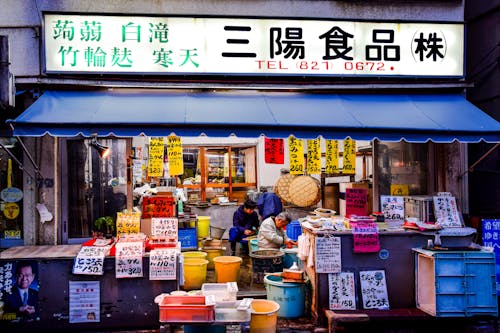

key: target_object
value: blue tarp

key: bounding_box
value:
[8,90,500,142]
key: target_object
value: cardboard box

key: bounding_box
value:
[339,182,373,216]
[323,183,339,212]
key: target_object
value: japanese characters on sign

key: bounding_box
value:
[315,236,342,273]
[149,248,177,280]
[359,270,390,310]
[264,138,285,164]
[167,136,183,176]
[345,188,368,216]
[352,221,381,253]
[380,195,405,229]
[328,272,356,310]
[115,242,144,278]
[481,219,500,295]
[147,137,164,177]
[151,217,178,240]
[116,212,141,235]
[44,14,464,77]
[73,246,109,275]
[142,196,175,218]
[432,193,462,228]
[288,136,304,175]
[69,281,100,323]
[307,138,321,175]
[325,139,339,174]
[342,138,356,175]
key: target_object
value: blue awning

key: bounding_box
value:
[8,90,500,143]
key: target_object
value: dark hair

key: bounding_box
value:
[243,199,257,209]
[15,261,35,274]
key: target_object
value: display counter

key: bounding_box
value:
[300,225,476,325]
[0,245,177,333]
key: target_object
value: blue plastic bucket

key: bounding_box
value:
[282,247,301,269]
[249,238,259,252]
[264,274,305,318]
[285,221,302,241]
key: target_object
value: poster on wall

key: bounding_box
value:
[328,272,356,310]
[315,236,341,273]
[69,281,100,323]
[0,260,40,322]
[359,270,390,310]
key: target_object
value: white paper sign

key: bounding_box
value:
[315,236,341,273]
[380,195,405,228]
[328,272,356,310]
[115,242,144,278]
[359,270,390,310]
[72,246,109,275]
[69,281,100,323]
[149,249,177,280]
[151,217,178,240]
[433,194,462,228]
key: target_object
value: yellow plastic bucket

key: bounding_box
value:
[197,216,211,238]
[201,247,226,270]
[183,251,208,261]
[213,256,242,283]
[182,258,208,290]
[250,299,280,333]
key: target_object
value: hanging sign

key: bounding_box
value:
[147,137,164,177]
[149,248,177,280]
[72,246,109,275]
[352,221,380,253]
[167,136,183,176]
[307,138,321,175]
[328,272,356,310]
[325,140,339,174]
[69,281,100,323]
[3,203,20,220]
[380,195,405,229]
[390,184,409,196]
[151,217,178,240]
[315,236,341,273]
[342,138,356,174]
[360,270,390,310]
[433,193,462,227]
[0,187,23,203]
[142,196,175,218]
[288,136,304,175]
[115,241,144,278]
[345,187,368,216]
[264,138,284,164]
[116,212,141,235]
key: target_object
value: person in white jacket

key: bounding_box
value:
[257,212,296,249]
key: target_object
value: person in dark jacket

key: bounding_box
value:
[229,199,259,255]
[257,191,283,220]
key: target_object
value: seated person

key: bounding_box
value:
[257,212,296,249]
[229,199,259,255]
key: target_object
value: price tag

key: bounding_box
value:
[148,137,164,177]
[149,249,177,280]
[288,136,304,175]
[329,272,356,310]
[306,138,321,174]
[142,196,175,218]
[380,195,405,228]
[167,136,183,176]
[315,236,341,273]
[115,242,144,278]
[325,140,339,174]
[352,221,380,253]
[73,246,109,275]
[151,217,178,240]
[116,212,141,235]
[360,270,389,310]
[433,193,462,227]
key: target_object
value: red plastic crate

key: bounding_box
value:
[159,304,215,323]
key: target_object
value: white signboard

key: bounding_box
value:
[69,281,100,323]
[151,217,178,240]
[359,270,390,310]
[433,193,462,228]
[380,195,405,229]
[115,242,144,278]
[328,272,356,310]
[149,249,177,280]
[44,14,464,77]
[315,236,342,273]
[72,246,109,275]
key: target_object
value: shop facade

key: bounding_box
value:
[0,0,499,332]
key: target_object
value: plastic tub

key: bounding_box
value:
[182,259,208,290]
[250,299,280,333]
[282,247,301,269]
[264,274,305,318]
[213,256,242,283]
[210,225,226,239]
[201,247,226,270]
[197,216,211,238]
[249,249,284,284]
[285,221,302,241]
[249,238,259,252]
[183,251,208,261]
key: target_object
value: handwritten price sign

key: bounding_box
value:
[149,249,177,280]
[151,217,178,240]
[73,246,109,275]
[115,242,144,278]
[142,196,175,218]
[315,236,342,273]
[116,212,141,235]
[329,272,356,310]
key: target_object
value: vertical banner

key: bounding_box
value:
[116,212,141,235]
[325,139,339,174]
[264,138,285,164]
[167,136,183,176]
[69,281,100,323]
[342,138,356,175]
[307,138,321,174]
[147,137,164,177]
[288,136,304,175]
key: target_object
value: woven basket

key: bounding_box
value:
[288,176,321,207]
[274,174,296,203]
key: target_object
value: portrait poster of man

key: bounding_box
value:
[0,260,40,322]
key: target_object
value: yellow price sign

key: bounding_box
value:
[116,212,141,235]
[342,138,356,175]
[325,140,339,174]
[288,136,304,175]
[148,137,164,177]
[167,136,184,176]
[307,139,321,174]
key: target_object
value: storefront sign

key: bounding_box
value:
[315,236,341,273]
[359,270,389,310]
[264,138,284,164]
[3,229,21,239]
[151,217,178,239]
[307,139,321,174]
[116,212,141,235]
[149,248,177,280]
[342,138,356,175]
[288,136,304,175]
[167,136,183,176]
[69,281,100,323]
[328,272,356,310]
[115,242,144,278]
[325,140,339,174]
[147,137,164,177]
[43,14,464,77]
[0,187,23,203]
